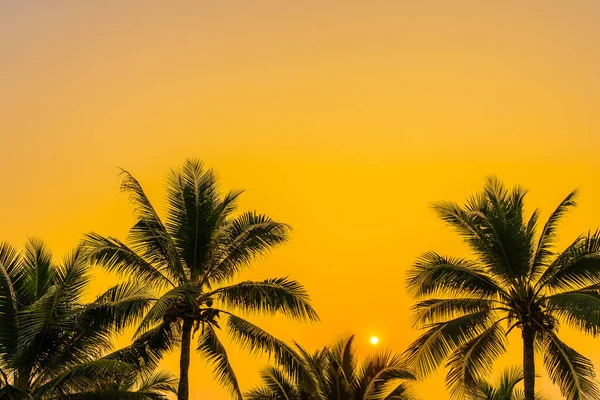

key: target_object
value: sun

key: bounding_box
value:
[369,336,379,345]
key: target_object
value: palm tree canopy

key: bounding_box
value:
[246,335,417,400]
[84,159,318,400]
[405,177,600,400]
[0,238,175,399]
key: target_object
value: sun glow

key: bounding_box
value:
[370,336,379,345]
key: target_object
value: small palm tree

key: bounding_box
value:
[246,335,417,400]
[468,367,547,400]
[0,238,175,398]
[405,177,600,400]
[84,159,318,400]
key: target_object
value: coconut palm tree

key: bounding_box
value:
[468,367,547,400]
[84,159,319,400]
[405,177,600,400]
[246,335,417,400]
[0,238,176,399]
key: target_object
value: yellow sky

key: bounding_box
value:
[2,1,600,398]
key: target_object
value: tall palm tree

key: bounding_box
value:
[84,159,319,400]
[468,367,547,400]
[246,335,417,400]
[0,238,176,399]
[405,177,600,400]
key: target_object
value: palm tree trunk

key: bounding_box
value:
[522,325,536,400]
[178,318,194,400]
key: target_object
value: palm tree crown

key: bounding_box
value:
[84,159,318,400]
[0,238,175,399]
[246,335,416,400]
[405,177,600,400]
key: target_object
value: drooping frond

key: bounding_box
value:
[83,233,174,289]
[403,310,492,377]
[196,323,242,399]
[410,298,496,327]
[407,252,502,299]
[210,277,319,322]
[225,314,304,382]
[89,281,155,331]
[446,322,508,398]
[541,332,599,400]
[546,287,600,336]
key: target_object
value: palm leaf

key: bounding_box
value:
[209,278,318,322]
[541,331,599,400]
[196,323,242,399]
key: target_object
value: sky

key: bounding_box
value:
[1,1,600,398]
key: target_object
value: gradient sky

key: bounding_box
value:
[2,1,600,398]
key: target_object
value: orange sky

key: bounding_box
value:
[2,1,600,398]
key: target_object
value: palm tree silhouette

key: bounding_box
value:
[84,159,318,400]
[468,366,547,400]
[0,239,175,398]
[405,177,600,400]
[246,335,416,400]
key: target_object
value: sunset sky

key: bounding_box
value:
[2,1,600,398]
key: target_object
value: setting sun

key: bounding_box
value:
[370,336,379,345]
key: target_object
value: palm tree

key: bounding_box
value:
[405,177,600,400]
[84,159,319,400]
[246,335,417,400]
[468,367,547,400]
[0,238,176,399]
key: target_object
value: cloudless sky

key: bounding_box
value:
[2,1,600,398]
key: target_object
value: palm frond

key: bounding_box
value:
[107,321,180,371]
[529,190,578,279]
[83,233,174,289]
[403,310,492,377]
[120,168,187,284]
[359,350,415,400]
[245,385,278,400]
[164,159,221,282]
[407,252,502,299]
[259,366,297,400]
[135,370,178,396]
[209,278,318,322]
[541,331,599,400]
[225,314,305,383]
[446,322,507,398]
[196,323,242,399]
[410,298,496,327]
[204,212,291,285]
[537,230,600,291]
[0,241,26,361]
[546,288,600,336]
[23,237,55,303]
